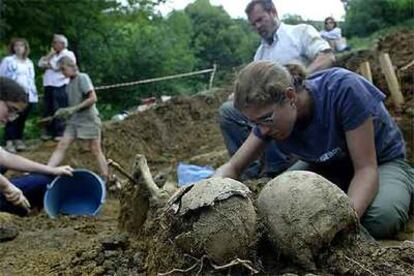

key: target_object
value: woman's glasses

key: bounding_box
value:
[6,103,21,121]
[254,108,277,127]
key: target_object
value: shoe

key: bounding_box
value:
[5,141,16,153]
[14,140,27,151]
[41,134,52,141]
[54,136,62,142]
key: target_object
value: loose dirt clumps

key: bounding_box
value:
[21,88,230,175]
[337,29,414,101]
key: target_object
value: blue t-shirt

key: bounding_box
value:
[253,68,405,165]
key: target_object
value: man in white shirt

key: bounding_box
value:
[38,34,76,141]
[219,0,335,178]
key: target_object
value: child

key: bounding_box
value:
[47,57,108,181]
[215,61,413,239]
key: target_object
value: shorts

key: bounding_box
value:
[64,122,101,140]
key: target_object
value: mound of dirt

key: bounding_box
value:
[337,29,414,107]
[22,88,230,177]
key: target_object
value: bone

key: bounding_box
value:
[133,154,170,207]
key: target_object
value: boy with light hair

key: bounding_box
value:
[47,57,109,182]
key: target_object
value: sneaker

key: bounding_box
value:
[5,141,16,153]
[14,140,27,151]
[54,136,62,142]
[41,134,53,141]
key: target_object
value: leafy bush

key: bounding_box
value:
[343,0,414,37]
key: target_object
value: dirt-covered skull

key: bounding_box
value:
[257,171,358,269]
[167,177,257,264]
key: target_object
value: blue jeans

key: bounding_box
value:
[0,174,54,216]
[43,85,68,137]
[218,101,291,178]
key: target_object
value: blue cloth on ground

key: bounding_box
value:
[0,174,54,216]
[177,163,215,186]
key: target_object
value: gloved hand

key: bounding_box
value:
[2,184,30,211]
[54,106,79,120]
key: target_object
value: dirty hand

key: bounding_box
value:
[50,165,74,176]
[54,106,78,120]
[2,184,31,210]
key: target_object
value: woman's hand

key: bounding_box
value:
[49,165,74,176]
[2,184,30,211]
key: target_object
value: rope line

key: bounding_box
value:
[95,67,215,91]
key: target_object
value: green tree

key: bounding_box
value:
[184,0,258,75]
[282,14,305,25]
[343,0,414,37]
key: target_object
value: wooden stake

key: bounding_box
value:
[209,64,217,91]
[378,52,405,110]
[359,61,373,83]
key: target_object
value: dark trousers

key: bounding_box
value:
[4,103,34,141]
[0,174,54,216]
[43,85,68,137]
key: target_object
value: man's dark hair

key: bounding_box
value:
[0,77,28,103]
[245,0,275,16]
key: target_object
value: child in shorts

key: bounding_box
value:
[48,57,108,181]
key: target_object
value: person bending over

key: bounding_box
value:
[47,57,108,181]
[0,77,73,217]
[215,61,413,239]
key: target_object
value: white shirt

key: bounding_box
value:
[0,55,38,103]
[320,27,342,41]
[38,49,76,87]
[254,23,331,66]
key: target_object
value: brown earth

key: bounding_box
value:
[1,30,413,275]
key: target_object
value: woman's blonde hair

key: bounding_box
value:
[8,38,30,59]
[58,56,78,71]
[234,61,307,111]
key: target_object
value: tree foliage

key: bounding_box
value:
[0,0,259,115]
[343,0,414,37]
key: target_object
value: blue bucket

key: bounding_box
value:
[44,169,106,218]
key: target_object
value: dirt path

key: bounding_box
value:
[0,199,119,275]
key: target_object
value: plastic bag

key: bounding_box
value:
[177,163,215,187]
